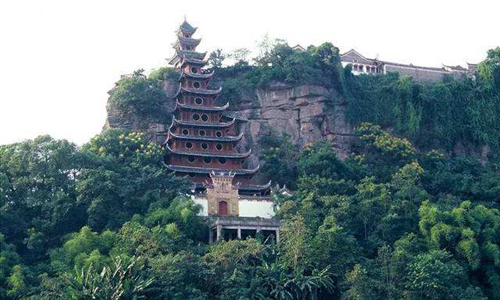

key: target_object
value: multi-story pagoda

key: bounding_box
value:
[164,20,279,242]
[165,20,270,197]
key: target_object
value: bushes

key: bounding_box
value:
[110,70,167,118]
[344,49,500,152]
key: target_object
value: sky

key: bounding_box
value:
[0,0,498,146]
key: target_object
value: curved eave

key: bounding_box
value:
[169,131,244,142]
[177,27,197,36]
[166,144,251,158]
[174,101,229,112]
[174,87,222,98]
[239,181,272,192]
[180,57,208,66]
[173,36,202,48]
[179,71,214,80]
[169,50,206,65]
[166,164,259,175]
[172,117,235,128]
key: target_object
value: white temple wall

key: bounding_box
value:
[239,200,275,218]
[192,196,275,219]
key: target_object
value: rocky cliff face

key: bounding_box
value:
[227,82,353,167]
[104,80,355,167]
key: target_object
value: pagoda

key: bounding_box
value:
[164,20,270,197]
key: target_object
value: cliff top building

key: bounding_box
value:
[165,20,279,242]
[340,49,477,82]
[292,44,476,82]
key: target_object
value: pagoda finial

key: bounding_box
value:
[184,14,187,21]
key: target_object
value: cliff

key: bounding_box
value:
[103,79,354,168]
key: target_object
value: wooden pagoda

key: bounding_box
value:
[165,20,270,196]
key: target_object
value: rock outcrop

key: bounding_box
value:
[104,80,355,167]
[227,82,353,167]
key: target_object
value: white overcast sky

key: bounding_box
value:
[0,0,498,146]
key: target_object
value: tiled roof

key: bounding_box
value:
[171,117,235,128]
[169,50,207,65]
[180,57,208,66]
[179,70,214,80]
[166,164,259,175]
[174,87,222,97]
[168,131,243,142]
[178,20,197,34]
[174,36,202,47]
[238,181,272,191]
[174,101,228,112]
[166,144,251,158]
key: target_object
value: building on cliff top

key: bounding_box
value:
[340,49,477,82]
[164,20,279,243]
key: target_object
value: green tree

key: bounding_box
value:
[110,70,167,117]
[0,136,86,263]
[260,132,299,189]
[419,201,500,298]
[405,250,486,300]
[59,256,153,300]
[78,129,189,231]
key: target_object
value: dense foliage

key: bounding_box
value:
[2,41,499,299]
[1,123,499,299]
[110,69,170,119]
[214,44,500,154]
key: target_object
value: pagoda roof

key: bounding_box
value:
[238,181,272,192]
[169,50,207,65]
[174,100,229,112]
[179,70,214,80]
[177,20,197,35]
[166,164,259,175]
[173,36,202,48]
[166,144,251,158]
[171,117,235,128]
[174,86,222,97]
[168,131,243,142]
[180,57,208,66]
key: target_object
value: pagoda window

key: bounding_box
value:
[219,158,227,165]
[193,81,201,89]
[199,130,206,136]
[216,144,223,151]
[192,113,200,121]
[353,64,358,71]
[186,45,192,50]
[201,143,208,150]
[203,157,212,164]
[195,97,203,105]
[185,142,193,149]
[188,156,196,163]
[201,114,209,122]
[215,131,222,137]
[182,129,189,135]
[191,67,198,74]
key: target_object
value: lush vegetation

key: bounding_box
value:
[213,44,500,154]
[2,39,499,298]
[111,41,500,155]
[1,123,499,299]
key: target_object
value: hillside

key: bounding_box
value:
[1,42,499,299]
[104,44,500,167]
